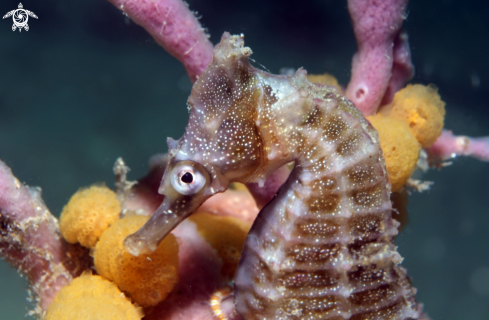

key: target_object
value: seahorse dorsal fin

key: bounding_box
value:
[212,32,253,63]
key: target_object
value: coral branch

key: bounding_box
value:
[346,0,410,115]
[380,31,415,106]
[0,160,89,314]
[107,0,214,82]
[426,129,489,162]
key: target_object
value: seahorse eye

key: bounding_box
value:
[170,161,207,195]
[181,172,193,183]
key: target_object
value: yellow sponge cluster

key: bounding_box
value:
[368,84,445,191]
[368,115,420,191]
[60,185,121,248]
[94,214,179,307]
[385,84,446,147]
[189,212,251,280]
[57,185,180,311]
[43,272,143,320]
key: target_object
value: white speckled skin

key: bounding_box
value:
[125,33,420,319]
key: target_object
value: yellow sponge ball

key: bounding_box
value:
[60,185,121,248]
[43,272,143,320]
[368,114,421,191]
[94,214,179,307]
[384,84,445,147]
[189,212,251,280]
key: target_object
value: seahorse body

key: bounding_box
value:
[124,33,420,319]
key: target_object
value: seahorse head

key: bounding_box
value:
[124,33,268,256]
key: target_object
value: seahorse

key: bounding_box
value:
[124,32,421,319]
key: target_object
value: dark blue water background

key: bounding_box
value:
[0,0,488,319]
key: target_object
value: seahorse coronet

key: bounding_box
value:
[125,32,421,319]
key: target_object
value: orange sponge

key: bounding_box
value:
[60,185,121,248]
[43,272,143,320]
[189,212,251,280]
[383,84,445,147]
[94,214,179,307]
[368,114,421,191]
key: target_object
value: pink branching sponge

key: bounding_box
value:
[346,0,413,115]
[0,160,90,314]
[106,0,213,82]
[427,130,489,163]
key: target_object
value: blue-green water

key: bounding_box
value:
[0,0,488,319]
